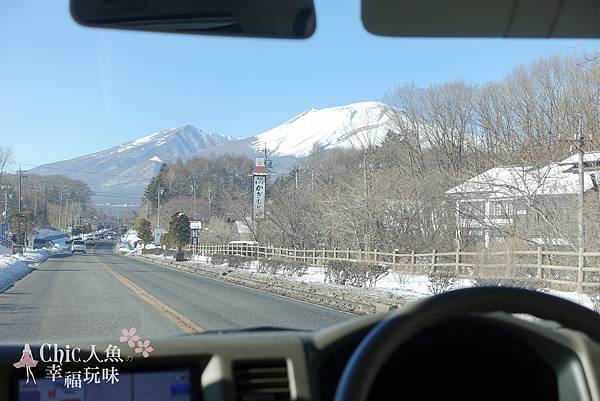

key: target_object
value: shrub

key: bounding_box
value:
[256,259,308,277]
[395,272,409,287]
[257,259,281,274]
[427,272,456,295]
[324,260,389,288]
[281,261,309,277]
[225,254,249,268]
[210,254,227,265]
[209,254,249,268]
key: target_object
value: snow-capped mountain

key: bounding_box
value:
[31,125,232,199]
[31,102,395,201]
[252,101,393,157]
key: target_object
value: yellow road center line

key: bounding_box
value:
[95,255,204,334]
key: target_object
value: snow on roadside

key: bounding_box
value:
[116,242,134,254]
[187,255,597,312]
[0,257,33,292]
[121,231,141,247]
[144,253,174,261]
[0,245,67,292]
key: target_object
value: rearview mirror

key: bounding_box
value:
[362,0,600,37]
[70,0,316,39]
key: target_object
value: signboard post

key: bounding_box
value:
[253,175,266,219]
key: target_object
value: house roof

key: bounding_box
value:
[558,151,600,165]
[447,154,600,198]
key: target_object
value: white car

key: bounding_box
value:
[71,240,86,254]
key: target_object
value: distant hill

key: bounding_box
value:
[30,125,232,201]
[31,102,395,203]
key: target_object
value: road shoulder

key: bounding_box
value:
[130,253,404,314]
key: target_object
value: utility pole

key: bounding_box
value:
[64,198,70,232]
[191,179,197,218]
[58,190,64,230]
[2,192,8,225]
[17,166,23,213]
[577,115,585,291]
[157,185,162,229]
[207,188,212,218]
[43,179,48,224]
[33,190,37,218]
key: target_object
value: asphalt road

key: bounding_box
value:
[0,242,353,342]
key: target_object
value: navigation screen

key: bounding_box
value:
[18,370,192,401]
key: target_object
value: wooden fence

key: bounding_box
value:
[187,243,600,291]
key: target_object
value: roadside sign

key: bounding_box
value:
[256,158,265,167]
[253,175,266,219]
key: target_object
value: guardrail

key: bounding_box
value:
[187,243,600,291]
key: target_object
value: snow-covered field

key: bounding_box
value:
[187,254,597,312]
[0,244,68,292]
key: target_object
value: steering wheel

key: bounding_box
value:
[333,287,600,401]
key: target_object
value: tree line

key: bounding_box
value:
[140,54,600,252]
[0,147,95,242]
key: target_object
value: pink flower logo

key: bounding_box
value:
[134,339,154,358]
[119,327,140,348]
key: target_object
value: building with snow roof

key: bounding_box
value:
[446,152,600,248]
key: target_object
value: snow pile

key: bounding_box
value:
[121,231,142,247]
[12,245,69,264]
[0,257,33,292]
[144,254,174,261]
[116,242,134,254]
[0,245,68,292]
[13,249,52,264]
[190,254,211,264]
[252,101,395,157]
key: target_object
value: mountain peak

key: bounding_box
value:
[252,101,392,157]
[31,125,233,199]
[30,101,394,201]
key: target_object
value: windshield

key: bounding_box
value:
[0,0,599,344]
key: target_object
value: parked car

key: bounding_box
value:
[71,240,86,254]
[85,238,95,246]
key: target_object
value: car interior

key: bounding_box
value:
[2,1,600,400]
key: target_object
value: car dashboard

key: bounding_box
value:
[0,312,599,401]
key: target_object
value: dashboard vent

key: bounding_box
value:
[233,359,291,401]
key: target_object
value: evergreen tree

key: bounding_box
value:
[134,218,153,249]
[144,164,168,210]
[168,212,191,252]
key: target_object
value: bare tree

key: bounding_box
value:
[0,145,14,189]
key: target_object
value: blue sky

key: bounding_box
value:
[1,1,599,167]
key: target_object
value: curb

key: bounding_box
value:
[132,254,403,314]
